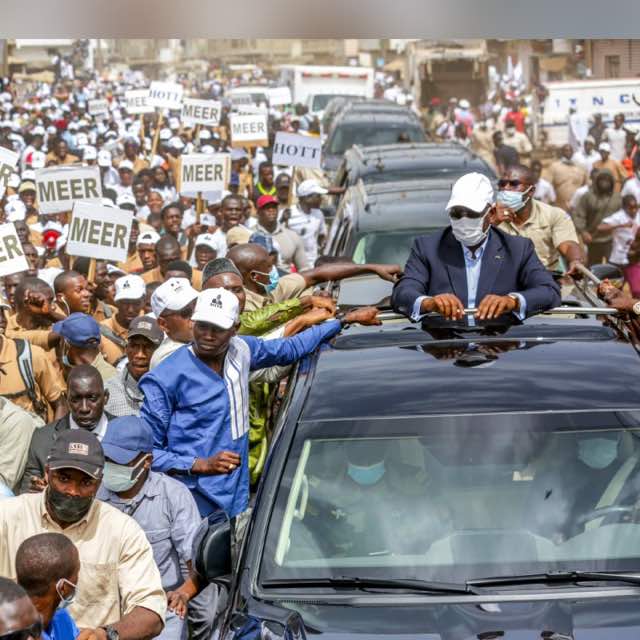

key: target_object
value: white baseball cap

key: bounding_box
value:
[114,274,146,301]
[76,132,89,146]
[169,117,181,130]
[198,129,212,140]
[83,145,97,161]
[200,213,217,227]
[21,170,36,182]
[195,233,225,254]
[191,287,239,330]
[459,99,470,109]
[118,159,134,172]
[32,125,46,136]
[599,142,611,153]
[5,199,26,222]
[137,229,161,246]
[169,136,185,150]
[446,172,494,214]
[159,128,172,141]
[7,173,20,189]
[97,149,112,167]
[116,192,136,207]
[151,277,199,317]
[297,179,328,198]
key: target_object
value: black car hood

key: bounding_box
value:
[228,594,640,639]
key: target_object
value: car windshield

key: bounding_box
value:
[260,411,640,587]
[327,123,425,155]
[312,94,349,111]
[362,168,494,185]
[352,229,440,265]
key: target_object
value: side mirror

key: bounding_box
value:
[195,517,232,582]
[591,263,623,282]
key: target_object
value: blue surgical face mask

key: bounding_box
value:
[578,437,619,470]
[103,457,147,493]
[56,578,76,609]
[497,188,532,212]
[347,460,386,486]
[255,266,280,294]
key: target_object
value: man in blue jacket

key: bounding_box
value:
[140,288,379,517]
[391,172,561,321]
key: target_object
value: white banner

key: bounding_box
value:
[0,147,19,199]
[35,166,103,215]
[67,202,133,263]
[148,81,184,110]
[125,89,154,115]
[272,132,322,169]
[181,99,222,127]
[179,154,230,194]
[229,114,268,148]
[0,223,29,278]
[267,86,293,106]
[88,98,109,116]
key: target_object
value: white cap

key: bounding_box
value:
[169,117,180,130]
[445,172,494,213]
[169,136,185,150]
[195,233,225,254]
[159,128,172,141]
[5,199,26,222]
[200,213,217,227]
[114,274,146,301]
[151,277,198,317]
[297,179,328,198]
[200,144,215,154]
[137,229,161,246]
[28,150,45,169]
[97,149,112,167]
[116,192,136,207]
[191,287,239,330]
[118,159,134,172]
[32,125,45,136]
[21,170,36,182]
[198,129,212,140]
[101,198,117,208]
[459,99,470,109]
[599,142,611,152]
[7,173,20,189]
[83,145,97,160]
[76,132,89,146]
[67,122,79,131]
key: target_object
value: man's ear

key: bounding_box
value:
[102,389,110,405]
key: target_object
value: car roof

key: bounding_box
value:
[335,110,422,126]
[299,317,640,422]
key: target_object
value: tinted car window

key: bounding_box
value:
[327,123,425,156]
[352,229,440,265]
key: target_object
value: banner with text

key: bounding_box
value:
[0,223,29,278]
[179,153,230,194]
[0,147,19,199]
[272,132,322,169]
[181,99,222,127]
[148,81,184,110]
[125,89,154,115]
[35,166,103,215]
[229,114,268,148]
[88,98,109,116]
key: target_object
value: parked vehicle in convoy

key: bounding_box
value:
[227,85,270,109]
[196,300,640,640]
[322,107,426,174]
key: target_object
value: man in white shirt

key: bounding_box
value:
[621,167,640,202]
[284,179,328,267]
[572,136,600,175]
[531,160,557,205]
[604,113,628,162]
[503,122,532,157]
[599,195,640,266]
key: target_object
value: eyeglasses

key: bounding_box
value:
[498,179,524,189]
[449,207,487,220]
[0,620,43,640]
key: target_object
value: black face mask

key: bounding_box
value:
[46,486,93,523]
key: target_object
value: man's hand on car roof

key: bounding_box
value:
[372,264,403,282]
[422,293,465,320]
[598,279,635,312]
[343,306,381,326]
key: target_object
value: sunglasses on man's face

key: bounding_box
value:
[0,620,43,640]
[498,179,525,189]
[449,207,487,220]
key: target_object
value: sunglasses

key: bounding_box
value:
[449,207,488,220]
[0,621,43,640]
[498,179,525,189]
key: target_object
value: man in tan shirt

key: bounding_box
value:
[549,144,589,213]
[141,235,203,289]
[594,142,628,192]
[45,139,79,166]
[0,430,166,637]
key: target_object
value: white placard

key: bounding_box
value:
[0,223,29,278]
[0,147,19,199]
[179,154,230,194]
[125,89,154,115]
[67,202,133,263]
[268,86,293,106]
[229,114,269,148]
[35,166,103,215]
[272,132,322,169]
[88,98,109,116]
[148,81,184,110]
[181,99,221,127]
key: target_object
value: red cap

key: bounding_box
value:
[256,195,279,209]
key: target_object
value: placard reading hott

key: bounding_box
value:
[67,202,133,263]
[125,89,154,115]
[35,166,103,215]
[181,99,221,127]
[229,114,269,148]
[148,82,184,110]
[272,132,322,169]
[0,223,29,278]
[179,154,230,194]
[0,147,19,199]
[88,99,109,116]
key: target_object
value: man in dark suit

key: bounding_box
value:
[19,364,114,493]
[392,173,561,321]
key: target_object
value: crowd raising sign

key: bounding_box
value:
[88,99,109,116]
[148,81,184,110]
[272,132,322,169]
[67,202,133,263]
[125,90,154,115]
[0,147,19,199]
[0,223,29,278]
[229,114,269,148]
[35,166,103,215]
[179,154,230,194]
[181,99,221,127]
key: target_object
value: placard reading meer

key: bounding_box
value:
[125,89,154,115]
[179,154,230,193]
[35,166,103,215]
[0,223,29,278]
[229,114,268,148]
[148,81,184,110]
[88,99,109,116]
[181,99,221,127]
[272,132,322,169]
[0,147,19,199]
[67,202,133,263]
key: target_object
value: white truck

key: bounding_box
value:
[540,78,640,147]
[278,65,374,118]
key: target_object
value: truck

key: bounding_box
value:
[277,64,374,118]
[539,78,640,147]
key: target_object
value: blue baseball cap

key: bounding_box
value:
[53,313,100,348]
[229,172,240,186]
[101,416,154,464]
[249,233,277,255]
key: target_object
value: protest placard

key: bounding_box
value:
[179,154,230,194]
[125,89,154,115]
[181,99,221,127]
[148,81,184,110]
[0,223,29,278]
[229,114,269,148]
[272,132,322,169]
[0,147,19,199]
[35,166,103,215]
[67,202,133,263]
[267,86,293,106]
[88,98,109,116]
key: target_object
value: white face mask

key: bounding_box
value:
[450,212,489,247]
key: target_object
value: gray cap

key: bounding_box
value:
[202,258,242,285]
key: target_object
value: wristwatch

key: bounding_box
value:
[507,293,520,310]
[335,311,352,329]
[100,626,119,640]
[632,301,640,316]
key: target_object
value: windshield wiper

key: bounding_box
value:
[467,571,640,589]
[262,576,477,595]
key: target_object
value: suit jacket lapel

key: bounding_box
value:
[441,230,469,305]
[477,229,505,302]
